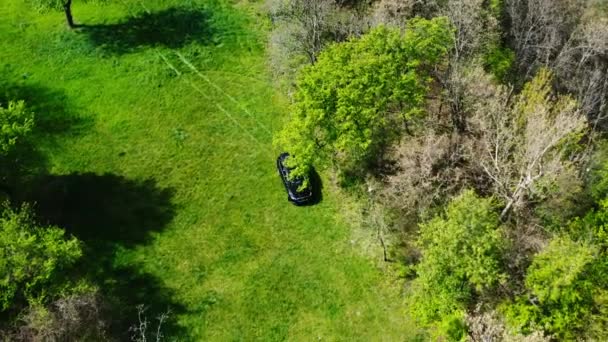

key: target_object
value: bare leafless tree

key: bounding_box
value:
[441,0,489,60]
[554,17,608,128]
[3,293,110,342]
[505,0,585,77]
[370,0,414,27]
[381,131,470,223]
[504,0,608,129]
[268,0,367,64]
[465,67,586,219]
[268,0,336,64]
[129,305,170,342]
[267,0,368,83]
[466,308,551,342]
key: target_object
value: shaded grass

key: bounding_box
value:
[12,171,185,338]
[79,7,216,54]
[20,173,175,247]
[0,0,418,340]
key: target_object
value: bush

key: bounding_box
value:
[0,204,81,312]
[9,293,109,341]
[0,100,34,155]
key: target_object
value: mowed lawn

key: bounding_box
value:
[1,0,416,340]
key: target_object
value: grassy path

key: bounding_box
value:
[0,0,416,340]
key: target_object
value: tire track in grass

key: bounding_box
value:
[175,51,273,136]
[158,53,265,148]
[157,50,272,210]
[134,0,273,137]
[118,0,267,148]
[160,49,265,147]
[135,5,276,207]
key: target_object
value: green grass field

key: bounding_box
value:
[1,0,417,339]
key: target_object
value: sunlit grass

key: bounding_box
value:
[0,0,417,339]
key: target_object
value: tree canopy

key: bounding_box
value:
[410,190,505,324]
[275,18,453,181]
[503,236,605,339]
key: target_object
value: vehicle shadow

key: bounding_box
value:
[78,7,215,54]
[17,172,186,339]
[301,168,323,206]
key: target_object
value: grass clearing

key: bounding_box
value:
[1,0,417,339]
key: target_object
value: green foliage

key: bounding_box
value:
[276,18,453,181]
[27,0,92,28]
[410,190,505,324]
[534,166,586,230]
[487,0,505,20]
[432,310,468,342]
[0,100,34,155]
[568,147,608,245]
[502,237,603,339]
[512,68,580,129]
[483,43,515,83]
[568,198,608,249]
[527,238,595,311]
[526,161,608,338]
[588,147,608,202]
[0,204,81,311]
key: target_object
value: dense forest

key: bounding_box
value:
[1,0,608,340]
[269,0,608,340]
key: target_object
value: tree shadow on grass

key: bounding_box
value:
[94,263,187,340]
[18,172,187,339]
[21,173,175,246]
[1,77,187,337]
[0,79,92,138]
[79,7,215,54]
[0,80,93,194]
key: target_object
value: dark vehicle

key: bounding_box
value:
[277,152,313,205]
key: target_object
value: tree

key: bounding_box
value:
[503,236,606,339]
[554,17,608,128]
[371,0,414,28]
[466,309,550,342]
[410,190,505,324]
[31,0,83,28]
[6,293,110,341]
[268,0,366,65]
[441,0,488,60]
[505,0,608,126]
[381,132,469,224]
[505,0,584,77]
[267,0,369,82]
[0,204,81,312]
[467,68,586,219]
[268,0,335,65]
[275,18,453,181]
[0,100,34,155]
